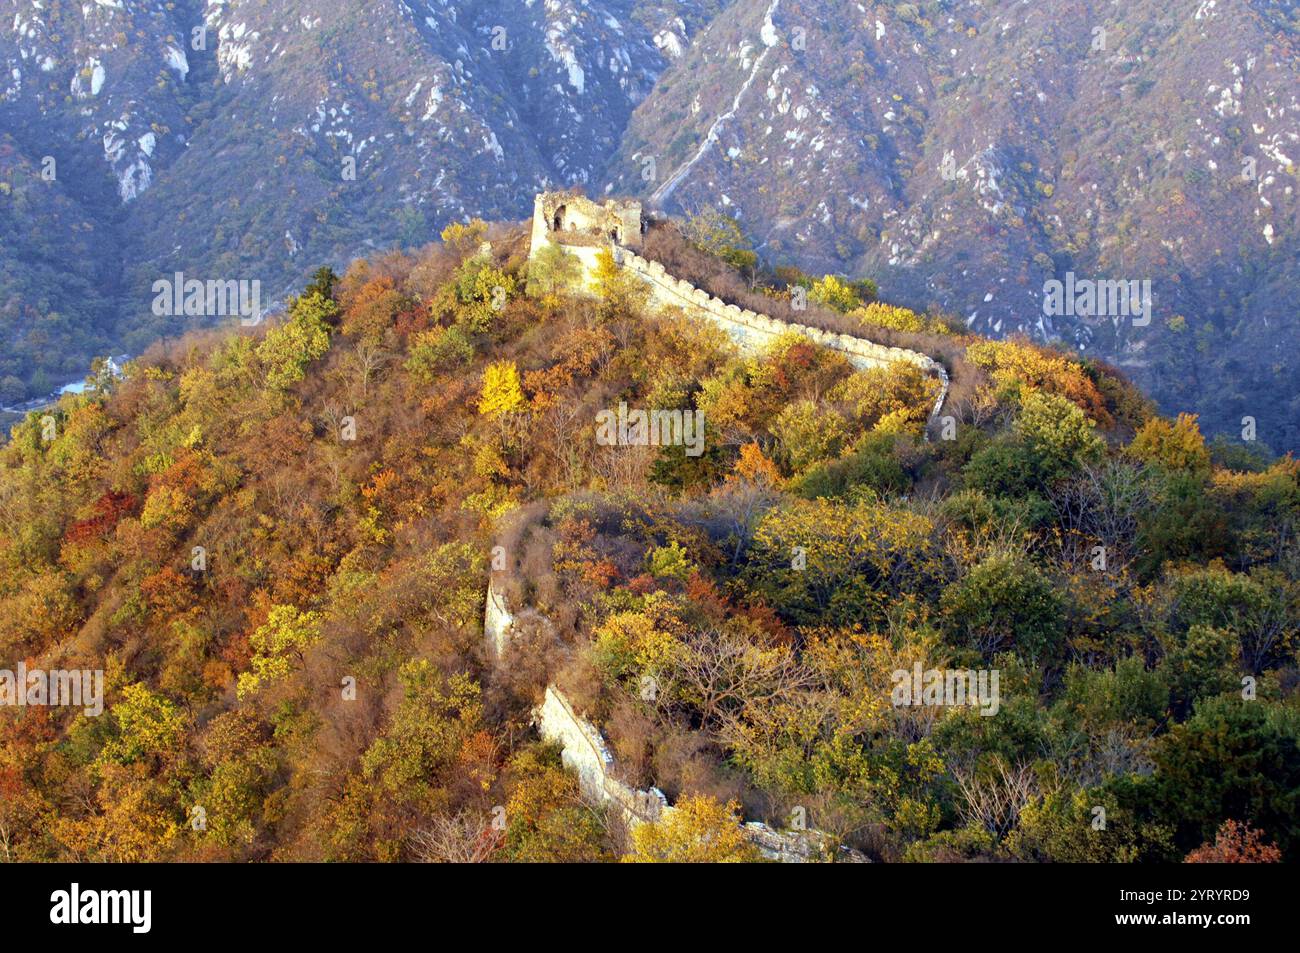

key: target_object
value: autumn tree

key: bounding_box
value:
[941,553,1065,663]
[770,399,849,474]
[1128,413,1211,473]
[744,496,940,626]
[1185,819,1282,863]
[478,361,525,417]
[683,207,758,280]
[1013,389,1106,478]
[452,254,517,332]
[236,605,323,698]
[621,795,760,863]
[593,248,649,325]
[440,218,489,261]
[500,745,609,862]
[527,241,583,301]
[258,291,335,391]
[808,274,863,312]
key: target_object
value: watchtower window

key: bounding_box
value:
[552,206,566,232]
[609,228,620,243]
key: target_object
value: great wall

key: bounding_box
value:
[487,576,865,863]
[482,191,951,861]
[528,191,951,423]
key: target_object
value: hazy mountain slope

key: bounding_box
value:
[0,0,197,397]
[126,0,666,352]
[0,0,709,396]
[605,0,1300,448]
[0,133,121,401]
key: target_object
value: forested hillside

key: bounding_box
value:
[1,220,1296,862]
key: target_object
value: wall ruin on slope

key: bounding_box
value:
[488,580,865,862]
[615,246,946,377]
[484,575,515,661]
[531,193,644,254]
[534,685,672,825]
[533,684,863,863]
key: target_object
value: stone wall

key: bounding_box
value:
[615,247,951,421]
[534,685,671,826]
[484,575,515,661]
[488,574,865,861]
[532,683,865,863]
[528,217,950,421]
[531,192,644,253]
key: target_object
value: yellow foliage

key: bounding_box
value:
[1127,413,1210,472]
[853,301,944,334]
[621,795,761,863]
[966,338,1112,426]
[591,595,688,679]
[873,408,916,436]
[440,218,488,260]
[477,361,525,417]
[829,362,940,431]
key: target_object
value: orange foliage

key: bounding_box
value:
[967,337,1113,427]
[584,559,620,589]
[1185,820,1282,863]
[139,566,195,617]
[64,490,137,543]
[361,469,401,502]
[339,272,410,341]
[732,442,780,486]
[524,326,613,410]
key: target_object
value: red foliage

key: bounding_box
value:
[736,598,794,647]
[64,490,138,543]
[140,566,196,617]
[1185,820,1282,863]
[220,631,253,677]
[685,572,729,618]
[626,573,658,595]
[686,572,792,646]
[393,301,433,338]
[0,765,23,802]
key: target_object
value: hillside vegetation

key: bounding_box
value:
[1,220,1296,863]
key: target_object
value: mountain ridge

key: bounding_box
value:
[1,0,1296,446]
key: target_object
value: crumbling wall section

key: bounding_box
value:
[532,685,867,863]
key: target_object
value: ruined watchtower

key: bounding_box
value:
[530,191,644,255]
